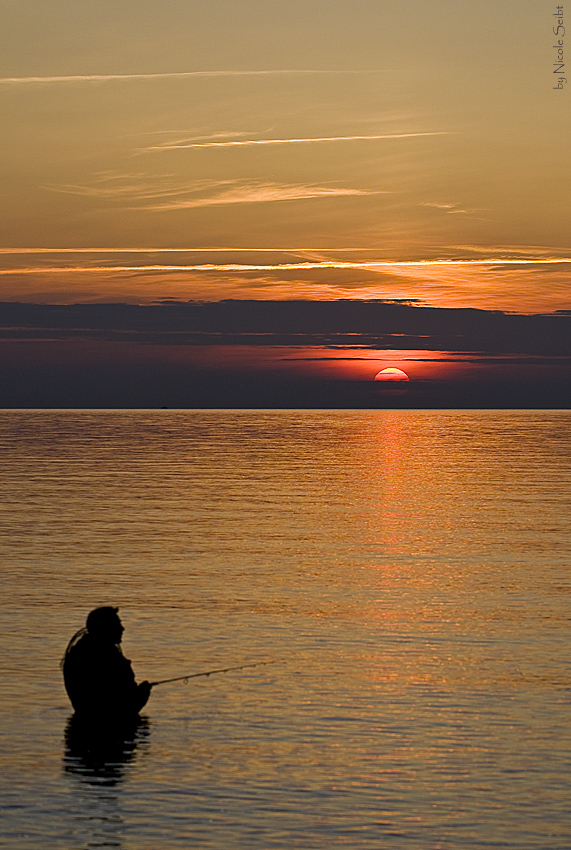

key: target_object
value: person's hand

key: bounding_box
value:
[139,680,152,699]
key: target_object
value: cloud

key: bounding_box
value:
[281,355,571,365]
[0,70,392,85]
[1,302,570,358]
[44,176,236,201]
[2,258,571,276]
[451,243,571,259]
[140,182,383,211]
[2,247,570,314]
[422,202,476,215]
[43,175,382,212]
[420,203,492,222]
[0,247,386,255]
[142,131,449,153]
[1,245,570,260]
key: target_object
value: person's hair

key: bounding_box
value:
[61,607,122,669]
[61,626,87,669]
[86,606,120,634]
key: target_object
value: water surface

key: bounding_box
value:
[1,410,570,848]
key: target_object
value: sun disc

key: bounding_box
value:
[373,367,410,382]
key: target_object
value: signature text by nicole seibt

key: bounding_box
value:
[553,5,566,88]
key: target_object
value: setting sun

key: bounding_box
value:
[373,368,410,382]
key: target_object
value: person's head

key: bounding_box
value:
[86,606,124,644]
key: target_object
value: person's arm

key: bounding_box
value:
[114,650,151,714]
[135,680,152,711]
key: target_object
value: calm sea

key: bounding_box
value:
[1,410,570,849]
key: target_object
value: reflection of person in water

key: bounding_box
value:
[62,606,151,721]
[64,712,149,786]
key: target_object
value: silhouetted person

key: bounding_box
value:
[62,606,151,722]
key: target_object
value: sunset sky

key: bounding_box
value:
[1,0,570,310]
[1,0,570,406]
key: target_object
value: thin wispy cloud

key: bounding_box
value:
[0,70,392,85]
[0,247,381,255]
[421,201,491,222]
[2,246,570,258]
[141,182,381,211]
[2,246,571,267]
[2,259,571,275]
[422,202,472,215]
[452,244,571,257]
[139,131,254,141]
[44,177,236,202]
[143,131,449,153]
[43,175,381,211]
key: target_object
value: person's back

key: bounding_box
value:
[63,607,150,721]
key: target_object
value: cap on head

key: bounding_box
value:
[86,606,121,636]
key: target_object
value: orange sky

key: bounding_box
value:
[0,0,570,313]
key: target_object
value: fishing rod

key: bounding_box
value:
[149,660,276,688]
